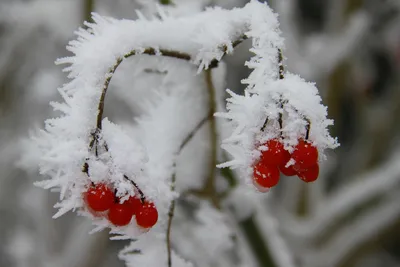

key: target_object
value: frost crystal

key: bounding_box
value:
[217,60,338,185]
[20,0,338,265]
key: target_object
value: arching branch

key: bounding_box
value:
[93,35,247,145]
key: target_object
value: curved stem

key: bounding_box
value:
[92,36,246,148]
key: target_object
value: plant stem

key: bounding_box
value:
[166,112,212,267]
[278,49,284,130]
[166,174,176,267]
[94,39,245,135]
[204,68,219,209]
[178,111,213,153]
[83,0,95,23]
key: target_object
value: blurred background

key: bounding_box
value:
[0,0,399,267]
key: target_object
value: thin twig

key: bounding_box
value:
[278,48,284,80]
[166,173,176,267]
[203,69,219,209]
[166,112,212,267]
[305,118,311,140]
[261,48,285,132]
[123,174,145,203]
[185,71,220,205]
[83,0,95,25]
[277,48,284,130]
[261,118,269,132]
[178,111,213,153]
[94,36,246,135]
[96,58,123,130]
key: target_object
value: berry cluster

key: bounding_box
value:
[83,183,158,228]
[252,138,319,192]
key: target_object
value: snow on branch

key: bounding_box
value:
[21,0,291,239]
[217,71,338,186]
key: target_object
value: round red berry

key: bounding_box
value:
[260,139,285,166]
[135,202,158,229]
[85,183,115,212]
[292,139,318,171]
[108,203,134,226]
[253,162,280,189]
[126,196,143,215]
[279,150,297,176]
[298,164,319,183]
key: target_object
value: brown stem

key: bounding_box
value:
[178,111,213,153]
[94,36,246,139]
[123,174,146,203]
[166,173,175,267]
[261,118,269,132]
[203,69,219,209]
[278,48,284,80]
[305,118,311,140]
[83,0,95,24]
[278,49,284,130]
[260,48,285,132]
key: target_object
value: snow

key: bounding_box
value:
[120,235,193,267]
[217,71,338,186]
[21,0,294,238]
[18,0,340,265]
[169,202,235,267]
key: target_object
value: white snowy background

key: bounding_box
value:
[0,0,400,267]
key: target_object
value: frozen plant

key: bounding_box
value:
[20,0,337,266]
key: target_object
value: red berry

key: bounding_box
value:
[260,139,285,166]
[126,196,143,215]
[135,202,158,229]
[298,164,319,183]
[85,183,115,212]
[108,203,134,226]
[279,150,297,176]
[253,162,280,190]
[292,139,318,171]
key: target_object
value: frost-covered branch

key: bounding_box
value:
[93,33,246,147]
[18,1,341,266]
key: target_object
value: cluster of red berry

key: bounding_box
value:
[83,183,158,228]
[253,138,319,192]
